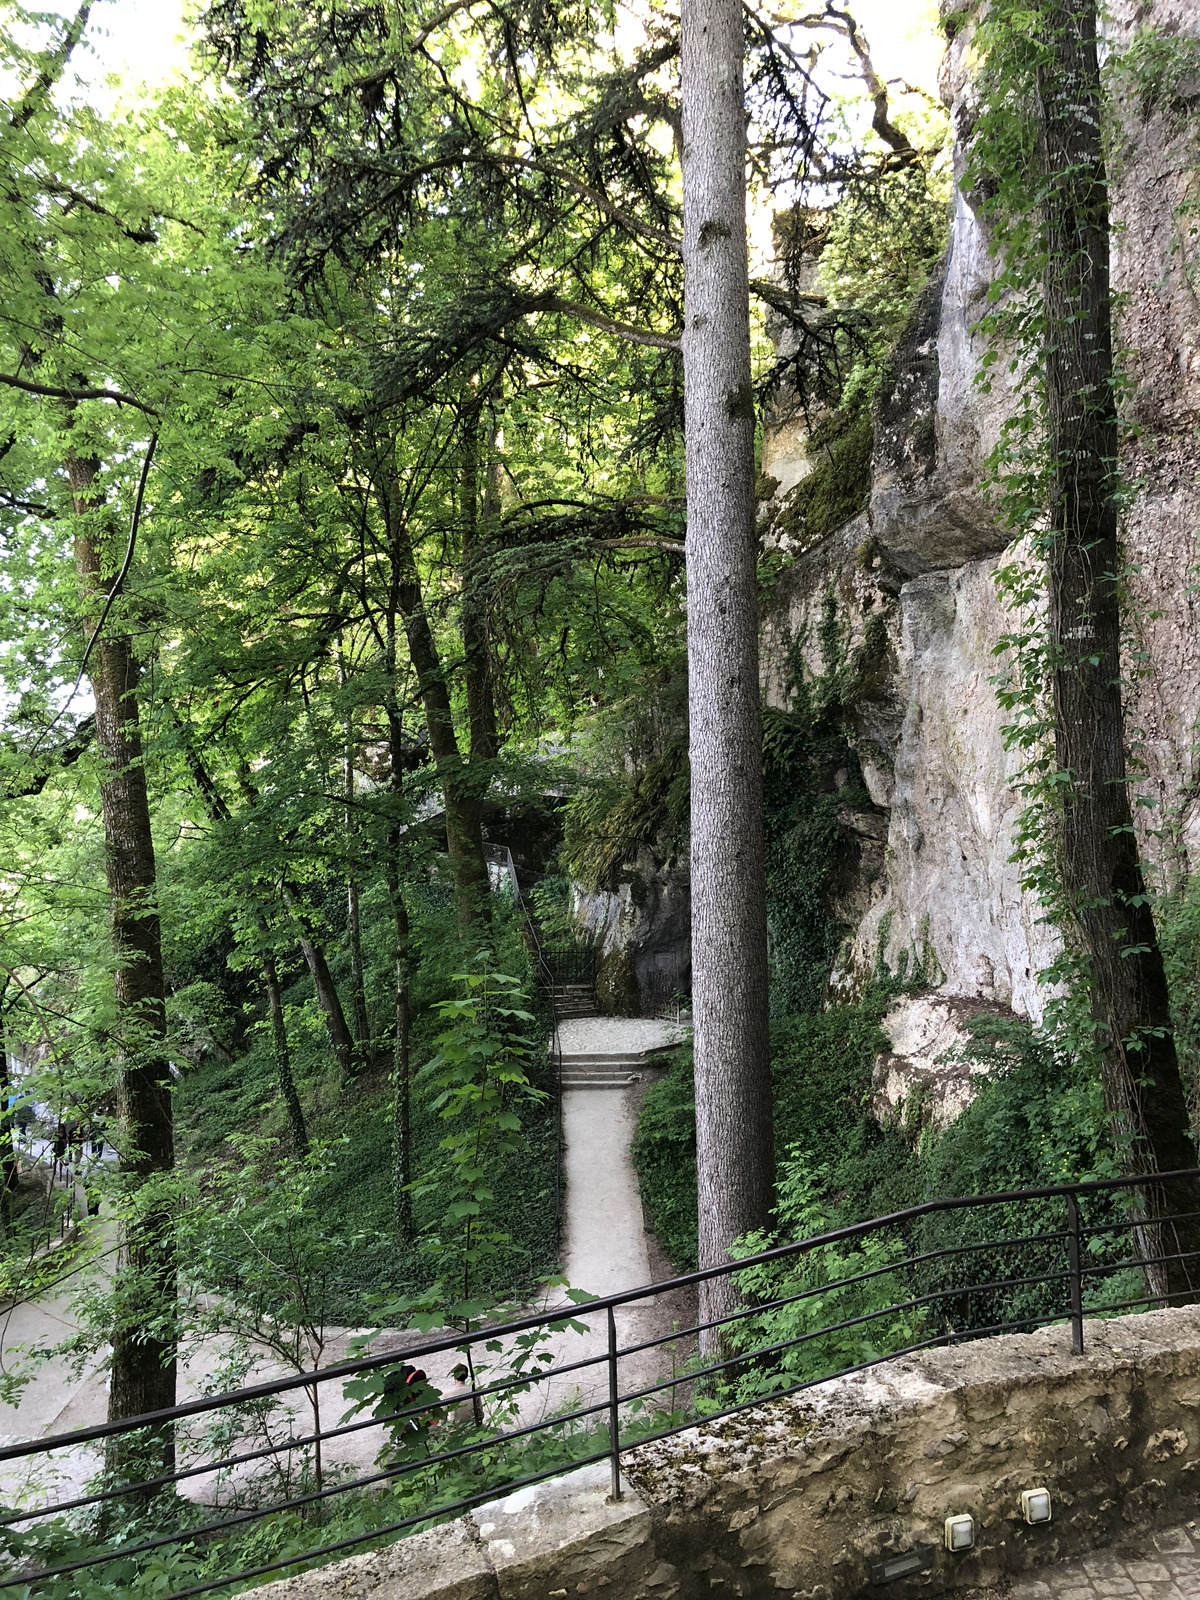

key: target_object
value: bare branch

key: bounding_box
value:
[808,5,916,158]
[2,716,94,798]
[749,277,827,309]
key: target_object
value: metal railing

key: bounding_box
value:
[3,1168,1200,1599]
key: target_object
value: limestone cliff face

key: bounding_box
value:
[761,0,1200,1075]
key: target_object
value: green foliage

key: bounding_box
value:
[406,961,547,1320]
[1109,27,1200,288]
[559,658,689,894]
[961,0,1165,1071]
[1141,880,1200,1119]
[762,590,890,1014]
[527,875,580,947]
[819,160,952,360]
[636,995,1126,1330]
[723,1168,927,1403]
[771,405,874,550]
[171,903,559,1323]
[634,985,899,1271]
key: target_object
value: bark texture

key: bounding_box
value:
[176,725,309,1152]
[0,990,18,1212]
[381,484,491,928]
[340,654,374,1063]
[1037,0,1200,1294]
[67,453,176,1474]
[284,887,358,1080]
[261,946,310,1156]
[680,0,775,1342]
[461,415,500,767]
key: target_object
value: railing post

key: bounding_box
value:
[1066,1191,1084,1355]
[607,1304,622,1501]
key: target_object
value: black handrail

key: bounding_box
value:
[1,1165,1196,1599]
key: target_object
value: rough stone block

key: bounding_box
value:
[472,1463,654,1600]
[253,1516,494,1600]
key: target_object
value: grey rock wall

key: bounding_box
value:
[760,0,1200,1078]
[573,854,691,1018]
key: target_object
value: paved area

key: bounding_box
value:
[1008,1523,1200,1598]
[500,1017,693,1424]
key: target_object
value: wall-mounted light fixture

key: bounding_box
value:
[1021,1488,1052,1525]
[944,1514,975,1552]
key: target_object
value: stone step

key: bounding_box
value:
[559,1059,641,1073]
[556,1051,656,1068]
[560,1074,638,1090]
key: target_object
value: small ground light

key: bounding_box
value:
[1021,1488,1052,1525]
[944,1514,975,1552]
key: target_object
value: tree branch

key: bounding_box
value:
[8,3,91,133]
[597,536,686,555]
[749,277,828,310]
[2,716,95,798]
[389,153,682,253]
[0,373,159,415]
[810,5,916,158]
[542,296,681,351]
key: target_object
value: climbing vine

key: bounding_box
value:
[967,0,1200,1193]
[764,589,891,1013]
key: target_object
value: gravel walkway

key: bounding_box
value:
[554,1016,687,1055]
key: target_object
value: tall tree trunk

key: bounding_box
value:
[261,946,309,1157]
[388,858,413,1240]
[67,453,176,1477]
[461,412,500,766]
[282,887,358,1080]
[1038,0,1200,1298]
[680,0,774,1347]
[381,482,491,928]
[346,880,371,1057]
[338,649,373,1062]
[172,717,309,1152]
[0,991,18,1234]
[383,607,415,1238]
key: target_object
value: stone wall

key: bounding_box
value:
[259,1306,1200,1600]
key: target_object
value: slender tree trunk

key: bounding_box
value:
[1037,0,1200,1298]
[381,484,490,928]
[338,650,373,1063]
[67,452,176,1477]
[461,412,500,766]
[172,719,309,1151]
[388,861,413,1240]
[347,882,371,1057]
[382,605,415,1239]
[0,994,17,1235]
[681,0,775,1349]
[262,947,309,1156]
[283,888,358,1081]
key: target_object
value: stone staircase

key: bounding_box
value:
[558,1045,651,1091]
[547,981,597,1021]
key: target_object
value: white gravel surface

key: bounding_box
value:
[555,1017,688,1057]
